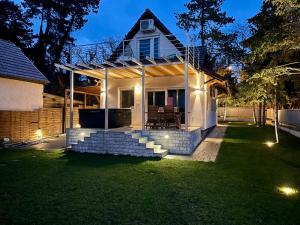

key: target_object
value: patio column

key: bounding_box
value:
[69,70,74,129]
[105,68,109,130]
[184,49,189,131]
[141,66,145,130]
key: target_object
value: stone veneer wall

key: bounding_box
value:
[67,128,203,156]
[137,128,202,155]
[66,128,101,146]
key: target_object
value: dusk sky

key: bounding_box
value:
[14,0,264,45]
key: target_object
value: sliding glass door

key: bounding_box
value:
[167,89,185,123]
[147,91,165,107]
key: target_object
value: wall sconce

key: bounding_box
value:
[135,84,141,94]
[195,88,202,94]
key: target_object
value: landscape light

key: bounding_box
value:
[164,135,169,139]
[278,186,298,196]
[227,65,233,71]
[36,128,43,140]
[76,124,81,128]
[265,141,275,148]
[80,132,85,136]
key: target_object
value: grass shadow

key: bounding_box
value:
[59,151,161,168]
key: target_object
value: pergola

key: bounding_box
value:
[55,54,225,131]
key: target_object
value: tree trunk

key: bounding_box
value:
[274,89,279,143]
[223,101,227,122]
[252,103,257,125]
[262,98,266,127]
[258,102,262,127]
[200,0,205,46]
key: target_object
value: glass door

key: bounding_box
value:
[167,89,185,123]
[147,91,165,107]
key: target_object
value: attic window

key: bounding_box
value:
[139,39,151,60]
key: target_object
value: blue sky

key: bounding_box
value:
[74,0,263,44]
[14,0,263,45]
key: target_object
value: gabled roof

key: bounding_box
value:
[0,39,49,84]
[109,8,186,62]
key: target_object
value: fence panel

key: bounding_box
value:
[0,108,72,143]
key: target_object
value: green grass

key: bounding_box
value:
[1,123,300,225]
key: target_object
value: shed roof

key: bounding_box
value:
[0,39,49,84]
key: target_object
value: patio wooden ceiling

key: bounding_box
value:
[74,63,197,80]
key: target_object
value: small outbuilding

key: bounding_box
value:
[0,39,49,111]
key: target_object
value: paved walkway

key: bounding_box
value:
[25,135,66,151]
[165,125,228,162]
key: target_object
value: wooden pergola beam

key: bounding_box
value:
[146,57,157,65]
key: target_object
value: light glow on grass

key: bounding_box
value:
[265,141,275,148]
[278,186,298,196]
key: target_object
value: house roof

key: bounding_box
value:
[108,8,186,62]
[201,67,226,82]
[0,39,49,84]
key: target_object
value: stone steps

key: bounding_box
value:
[71,130,168,158]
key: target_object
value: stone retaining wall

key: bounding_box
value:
[67,128,203,156]
[136,128,202,155]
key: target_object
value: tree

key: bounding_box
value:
[22,0,100,80]
[176,0,245,68]
[243,0,300,142]
[0,0,32,49]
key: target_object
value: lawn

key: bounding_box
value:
[0,123,300,225]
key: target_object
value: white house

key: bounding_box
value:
[57,9,227,157]
[0,39,49,111]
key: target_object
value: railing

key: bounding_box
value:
[67,34,205,71]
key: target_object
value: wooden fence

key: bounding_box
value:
[0,108,78,143]
[218,107,259,122]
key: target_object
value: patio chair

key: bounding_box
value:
[163,106,176,129]
[146,105,162,129]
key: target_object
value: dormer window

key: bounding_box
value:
[139,39,151,60]
[139,37,160,60]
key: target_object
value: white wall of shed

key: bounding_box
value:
[0,77,44,111]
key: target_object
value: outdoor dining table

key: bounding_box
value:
[157,110,182,129]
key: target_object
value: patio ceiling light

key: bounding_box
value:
[278,186,298,196]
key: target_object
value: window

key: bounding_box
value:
[121,90,134,108]
[139,39,151,60]
[154,38,160,59]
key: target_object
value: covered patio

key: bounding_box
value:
[55,53,225,132]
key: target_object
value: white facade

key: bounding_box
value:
[100,73,217,130]
[119,27,181,61]
[98,20,219,130]
[0,77,44,111]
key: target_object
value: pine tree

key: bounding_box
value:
[176,0,245,68]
